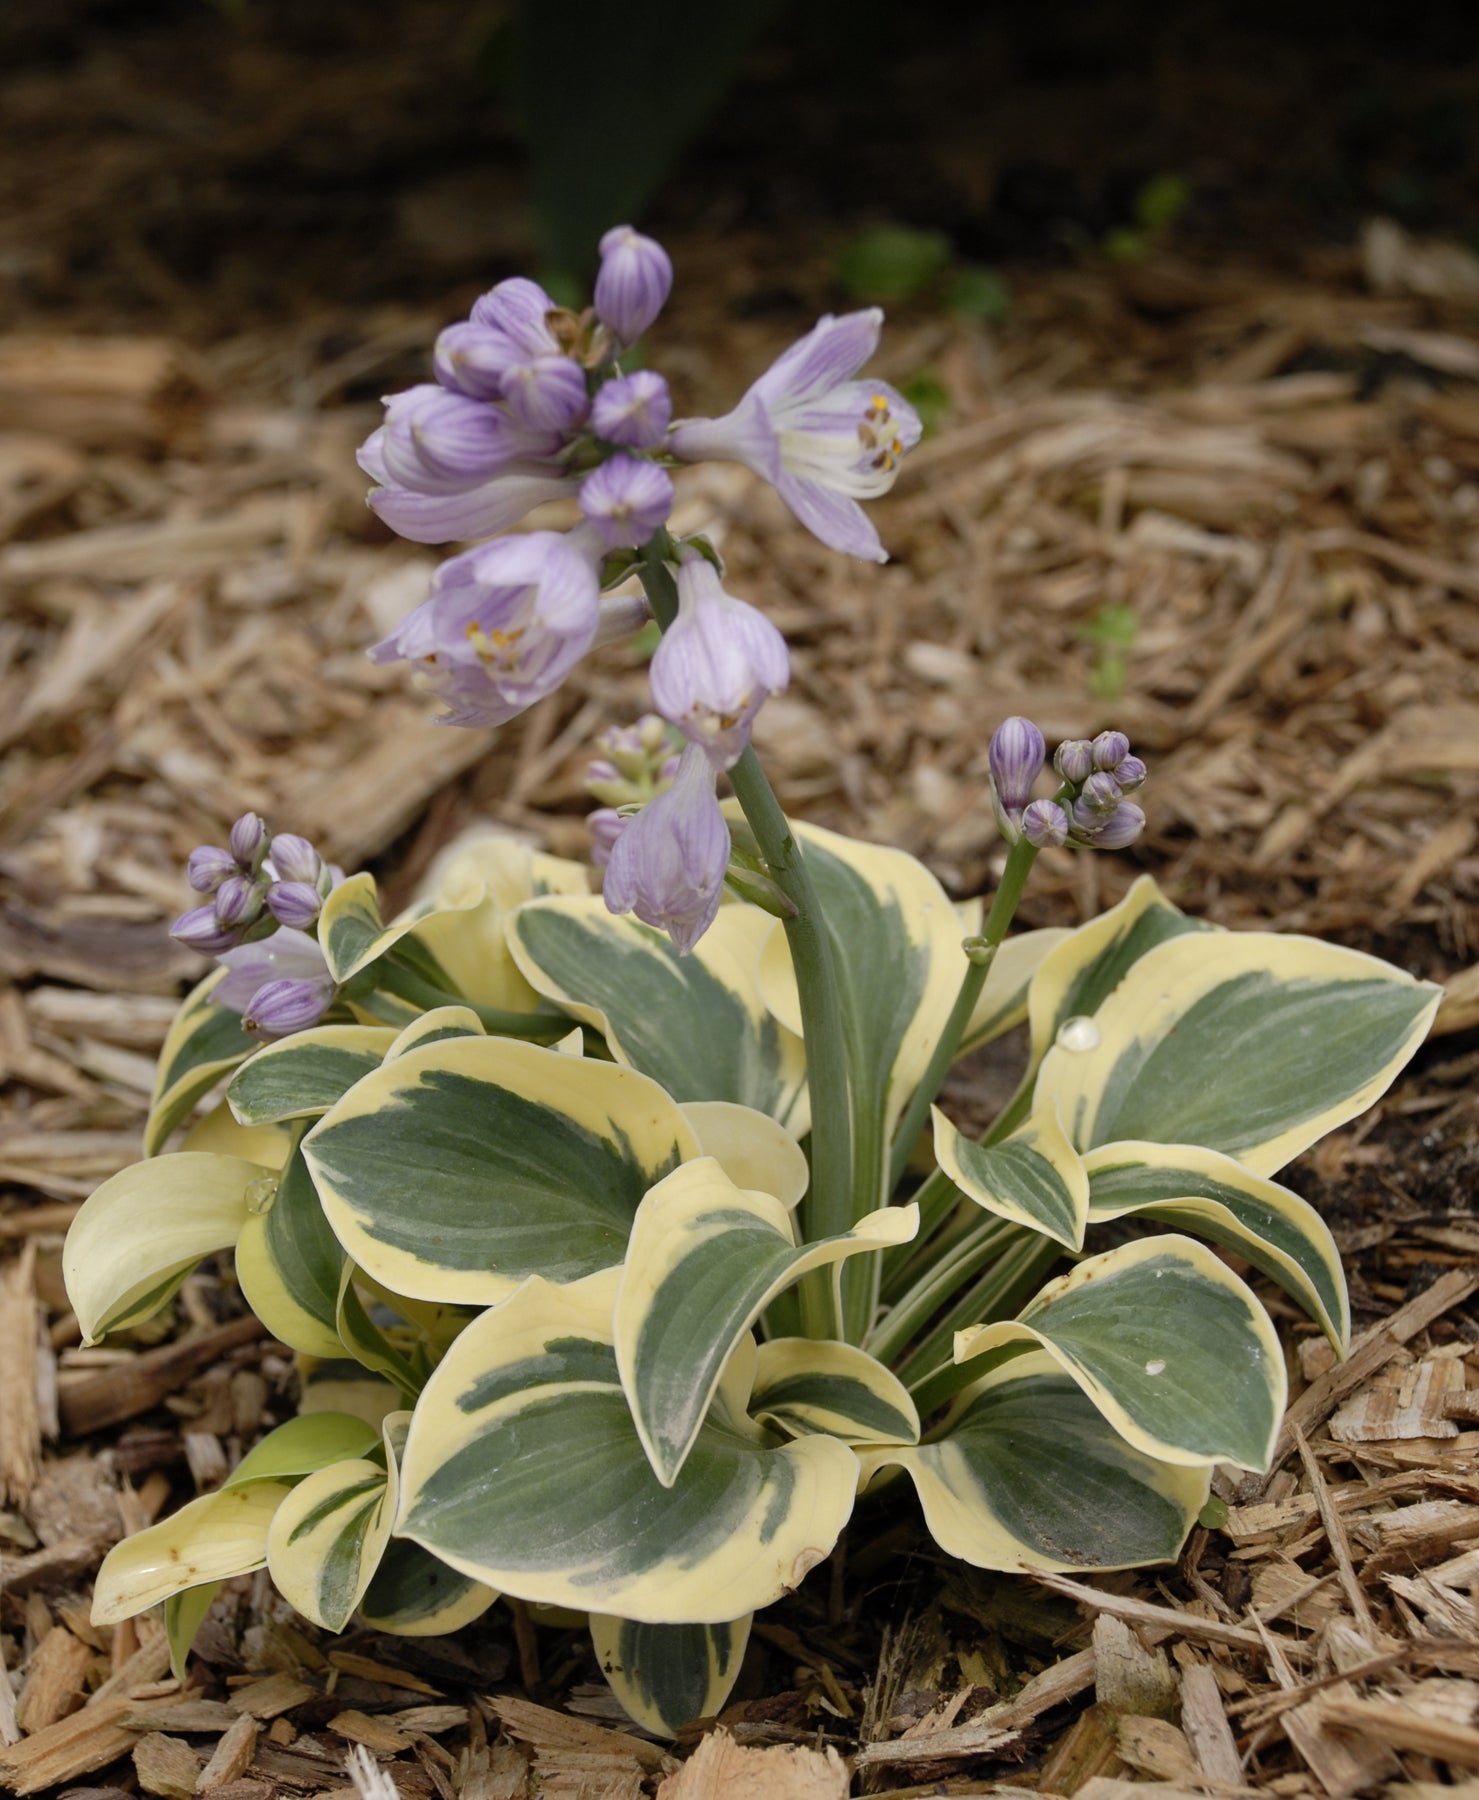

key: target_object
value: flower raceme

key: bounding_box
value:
[649,551,790,770]
[668,309,922,562]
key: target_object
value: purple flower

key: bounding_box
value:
[187,845,236,894]
[668,310,921,563]
[649,552,789,770]
[469,277,564,353]
[432,277,565,400]
[1112,755,1147,792]
[1053,739,1095,784]
[594,226,673,345]
[1075,773,1123,823]
[588,807,626,868]
[242,978,334,1039]
[1092,729,1131,772]
[171,904,244,956]
[266,833,321,885]
[591,371,672,448]
[266,882,323,930]
[215,928,335,1017]
[377,386,563,492]
[229,814,269,868]
[988,717,1047,816]
[578,455,675,549]
[1084,802,1146,851]
[369,531,601,728]
[1022,799,1070,849]
[213,873,264,931]
[499,356,590,434]
[602,743,730,953]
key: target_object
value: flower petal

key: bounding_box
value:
[774,472,886,562]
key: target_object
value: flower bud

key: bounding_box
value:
[170,904,241,956]
[578,455,675,549]
[1092,729,1131,772]
[213,873,265,931]
[594,226,673,345]
[988,716,1046,814]
[588,807,626,868]
[1053,740,1095,784]
[266,881,323,930]
[591,371,672,448]
[500,355,590,434]
[243,977,334,1038]
[268,833,321,885]
[187,845,236,894]
[1112,754,1147,792]
[602,743,729,953]
[1078,772,1123,816]
[1022,798,1070,849]
[1086,801,1146,850]
[229,813,269,869]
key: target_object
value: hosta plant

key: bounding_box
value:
[69,229,1441,1738]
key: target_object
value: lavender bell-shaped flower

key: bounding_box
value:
[588,807,626,869]
[215,928,337,1036]
[1088,803,1147,850]
[377,385,563,492]
[499,355,590,434]
[602,743,730,953]
[266,833,321,885]
[243,978,335,1038]
[591,371,672,449]
[369,530,602,728]
[1054,739,1095,784]
[578,455,675,550]
[266,882,325,930]
[593,226,673,346]
[1022,799,1070,849]
[434,277,566,397]
[187,844,236,894]
[649,552,790,770]
[359,424,575,547]
[668,309,922,562]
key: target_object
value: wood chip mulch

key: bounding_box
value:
[2,217,1479,1797]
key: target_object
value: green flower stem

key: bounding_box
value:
[901,1231,1062,1410]
[370,964,571,1040]
[637,535,853,1341]
[886,835,1038,1197]
[864,1215,1021,1366]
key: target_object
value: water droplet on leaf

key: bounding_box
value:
[1056,1015,1100,1053]
[244,1176,278,1216]
[1144,1358,1166,1375]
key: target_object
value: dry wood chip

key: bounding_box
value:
[0,1692,169,1794]
[1116,1713,1200,1782]
[227,1672,316,1720]
[60,1314,268,1437]
[452,1742,530,1800]
[329,1711,413,1755]
[488,1697,669,1774]
[0,1242,41,1507]
[0,1660,16,1752]
[14,1624,93,1733]
[387,1707,466,1736]
[1321,1696,1479,1768]
[130,1702,239,1733]
[1329,1358,1467,1443]
[1092,1613,1177,1717]
[134,1732,202,1800]
[324,1654,440,1697]
[655,1727,848,1799]
[1180,1659,1244,1785]
[194,1713,260,1793]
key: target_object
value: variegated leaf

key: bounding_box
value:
[509,898,809,1134]
[868,1349,1208,1573]
[614,1159,918,1485]
[397,1272,859,1624]
[958,926,1073,1055]
[304,1036,700,1304]
[751,1339,919,1446]
[755,823,964,1156]
[296,1356,402,1429]
[92,1483,291,1625]
[1084,1140,1349,1349]
[65,1153,274,1343]
[931,1104,1088,1250]
[227,1026,397,1127]
[955,1235,1286,1471]
[591,1613,752,1736]
[179,1103,292,1167]
[678,1101,810,1210]
[145,970,257,1155]
[336,1267,424,1397]
[265,1412,403,1631]
[385,1006,487,1059]
[359,1540,498,1636]
[1026,874,1212,1068]
[235,1144,347,1358]
[224,1412,381,1488]
[1039,931,1442,1177]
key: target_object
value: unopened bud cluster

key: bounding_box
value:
[583,715,683,868]
[987,720,1148,852]
[171,816,340,1037]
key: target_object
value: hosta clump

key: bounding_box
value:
[68,229,1442,1740]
